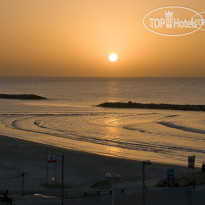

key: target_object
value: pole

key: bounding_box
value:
[142,162,145,205]
[112,178,115,205]
[62,154,64,205]
[46,154,48,184]
[21,172,25,196]
[55,164,57,184]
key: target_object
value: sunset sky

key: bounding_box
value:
[0,0,204,77]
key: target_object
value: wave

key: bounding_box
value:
[158,121,205,134]
[8,117,205,156]
[34,120,65,133]
[123,125,151,133]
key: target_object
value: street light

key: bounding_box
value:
[105,173,121,205]
[19,171,29,196]
[142,160,151,205]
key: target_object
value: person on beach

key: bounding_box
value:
[3,191,13,205]
[202,163,205,172]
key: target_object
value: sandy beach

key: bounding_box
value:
[0,134,188,192]
[1,134,202,204]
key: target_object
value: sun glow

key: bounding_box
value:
[109,53,118,62]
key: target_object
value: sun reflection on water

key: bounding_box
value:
[107,81,119,102]
[103,116,122,156]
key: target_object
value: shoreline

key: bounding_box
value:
[0,135,189,195]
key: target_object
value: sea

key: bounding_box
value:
[0,77,205,167]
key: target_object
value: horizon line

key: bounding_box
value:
[0,76,205,78]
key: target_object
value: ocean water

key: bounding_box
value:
[0,77,205,167]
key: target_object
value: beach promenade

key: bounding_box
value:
[12,185,205,205]
[0,135,204,205]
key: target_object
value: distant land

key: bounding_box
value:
[97,102,205,111]
[0,94,47,100]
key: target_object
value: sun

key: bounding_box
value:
[109,53,118,62]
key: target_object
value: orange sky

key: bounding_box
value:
[0,0,204,77]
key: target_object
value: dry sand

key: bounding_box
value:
[1,134,201,204]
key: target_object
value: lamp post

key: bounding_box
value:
[105,173,121,205]
[142,160,151,205]
[20,171,29,196]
